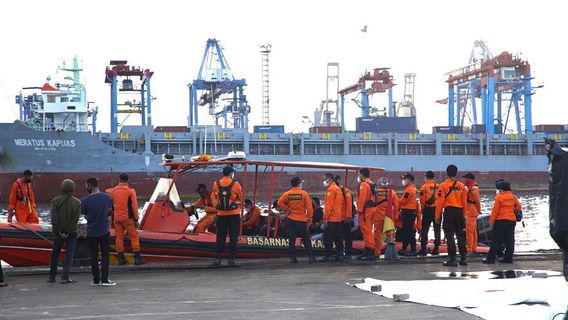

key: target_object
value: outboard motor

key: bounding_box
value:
[545,138,568,319]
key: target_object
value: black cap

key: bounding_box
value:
[425,170,435,179]
[401,173,415,181]
[195,183,207,192]
[496,179,510,191]
[23,169,33,176]
[222,165,235,176]
[463,172,475,180]
[291,176,303,187]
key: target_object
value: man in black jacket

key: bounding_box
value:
[48,179,81,284]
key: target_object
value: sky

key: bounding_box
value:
[0,0,566,134]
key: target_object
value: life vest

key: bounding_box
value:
[215,180,238,211]
[364,181,380,207]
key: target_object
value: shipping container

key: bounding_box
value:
[471,124,504,134]
[154,126,190,133]
[253,125,285,133]
[433,126,463,134]
[533,124,565,133]
[309,126,342,133]
[355,117,417,133]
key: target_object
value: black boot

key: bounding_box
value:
[134,252,146,265]
[308,255,317,263]
[356,250,368,260]
[290,255,298,264]
[431,246,440,256]
[443,260,458,267]
[360,249,377,261]
[118,252,127,265]
[459,255,468,266]
[228,254,238,267]
[417,249,427,256]
[212,253,221,267]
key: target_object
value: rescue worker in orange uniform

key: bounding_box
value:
[374,177,399,258]
[418,170,441,256]
[110,173,145,265]
[277,176,316,264]
[8,169,39,224]
[435,165,468,267]
[187,184,217,233]
[482,180,522,264]
[211,166,244,267]
[320,173,344,262]
[333,175,354,259]
[463,172,481,253]
[356,168,378,260]
[398,173,421,256]
[242,199,261,235]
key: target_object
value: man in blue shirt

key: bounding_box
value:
[82,178,115,287]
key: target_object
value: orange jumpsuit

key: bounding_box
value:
[110,183,141,253]
[373,186,399,256]
[277,187,314,223]
[357,179,377,250]
[8,178,39,224]
[465,185,481,252]
[435,178,468,260]
[398,184,422,252]
[192,192,217,233]
[243,205,261,233]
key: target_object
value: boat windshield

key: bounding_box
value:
[150,178,183,210]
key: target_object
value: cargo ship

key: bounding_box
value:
[0,42,565,201]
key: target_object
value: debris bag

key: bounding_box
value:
[546,138,568,251]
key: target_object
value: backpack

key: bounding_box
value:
[215,181,238,211]
[364,182,389,207]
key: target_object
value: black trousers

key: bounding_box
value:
[0,260,4,282]
[401,209,417,251]
[215,215,240,255]
[324,222,344,258]
[420,206,441,250]
[442,207,467,261]
[88,232,110,283]
[287,220,314,258]
[343,220,353,255]
[487,220,516,261]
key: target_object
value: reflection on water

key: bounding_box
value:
[433,269,562,280]
[0,192,561,252]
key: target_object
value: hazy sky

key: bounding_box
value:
[0,0,566,133]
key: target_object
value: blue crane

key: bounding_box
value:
[188,39,250,130]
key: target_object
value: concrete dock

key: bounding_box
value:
[0,254,565,320]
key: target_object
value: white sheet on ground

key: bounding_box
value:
[351,271,568,320]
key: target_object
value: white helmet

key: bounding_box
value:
[378,177,389,187]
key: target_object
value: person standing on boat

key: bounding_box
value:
[435,165,468,267]
[398,173,421,256]
[187,184,217,233]
[211,166,243,267]
[48,179,81,283]
[320,173,344,262]
[356,168,377,261]
[109,174,145,266]
[418,170,440,256]
[82,178,116,287]
[463,173,481,254]
[277,176,316,264]
[483,180,522,264]
[8,169,39,224]
[242,199,261,235]
[309,197,324,237]
[333,175,354,259]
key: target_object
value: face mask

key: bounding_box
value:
[402,180,407,186]
[495,189,500,195]
[231,173,235,179]
[357,176,362,184]
[299,182,303,190]
[87,187,93,194]
[323,180,330,188]
[24,178,32,183]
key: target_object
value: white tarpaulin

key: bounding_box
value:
[350,271,568,320]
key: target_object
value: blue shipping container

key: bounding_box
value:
[356,117,417,133]
[253,125,285,133]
